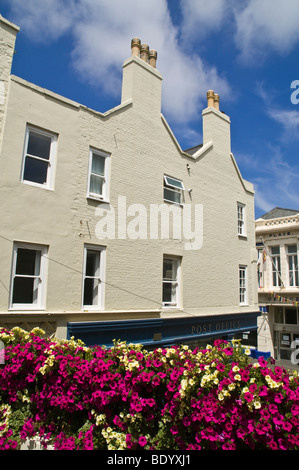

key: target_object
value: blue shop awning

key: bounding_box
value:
[67,311,260,349]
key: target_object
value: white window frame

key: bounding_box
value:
[239,265,248,305]
[162,256,181,308]
[10,242,48,310]
[87,148,110,202]
[163,175,185,205]
[270,246,281,287]
[237,203,246,236]
[287,244,299,287]
[82,245,105,311]
[21,125,57,190]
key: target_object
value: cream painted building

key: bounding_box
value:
[256,207,299,364]
[0,16,259,348]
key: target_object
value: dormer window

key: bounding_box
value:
[163,175,184,204]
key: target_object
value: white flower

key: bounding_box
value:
[253,399,261,409]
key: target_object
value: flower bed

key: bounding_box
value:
[0,327,298,450]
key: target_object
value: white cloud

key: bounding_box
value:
[2,0,79,41]
[3,0,230,126]
[243,146,299,214]
[267,109,299,140]
[180,0,228,39]
[178,0,299,64]
[233,0,299,62]
[255,81,299,141]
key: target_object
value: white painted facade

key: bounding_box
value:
[0,17,259,347]
[256,208,299,363]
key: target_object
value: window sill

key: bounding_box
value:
[163,199,183,207]
[238,234,247,240]
[21,180,53,191]
[9,307,45,312]
[162,305,181,310]
[87,195,109,204]
[82,307,104,312]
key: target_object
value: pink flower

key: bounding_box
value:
[244,392,254,403]
[282,421,292,432]
[258,385,268,397]
[258,357,268,368]
[249,383,257,393]
[274,393,284,404]
[139,436,147,447]
[223,347,233,356]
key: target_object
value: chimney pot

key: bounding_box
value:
[131,38,141,57]
[207,90,215,108]
[214,93,220,110]
[149,49,157,68]
[140,43,149,62]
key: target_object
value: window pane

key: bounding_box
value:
[16,249,40,276]
[23,156,48,184]
[28,132,51,160]
[164,187,181,204]
[271,246,280,255]
[274,307,283,323]
[85,251,100,277]
[239,267,246,303]
[163,282,172,303]
[83,250,101,306]
[90,174,104,196]
[163,259,177,280]
[280,348,292,360]
[163,258,178,306]
[288,245,297,254]
[92,154,105,176]
[285,308,297,325]
[83,278,99,305]
[164,176,184,190]
[12,277,35,304]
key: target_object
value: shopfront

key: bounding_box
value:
[259,293,299,362]
[273,305,299,361]
[67,312,259,350]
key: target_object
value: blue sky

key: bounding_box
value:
[2,0,299,219]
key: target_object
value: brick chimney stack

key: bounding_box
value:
[130,37,158,68]
[121,38,162,116]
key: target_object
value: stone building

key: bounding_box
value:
[256,207,299,364]
[0,15,259,348]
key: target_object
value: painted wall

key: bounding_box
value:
[0,17,258,338]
